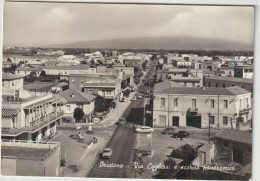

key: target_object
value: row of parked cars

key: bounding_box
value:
[162,128,190,138]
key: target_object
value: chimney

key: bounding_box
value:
[70,93,74,98]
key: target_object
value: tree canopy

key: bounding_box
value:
[73,107,85,122]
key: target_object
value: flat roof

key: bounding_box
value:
[205,76,253,84]
[1,146,51,161]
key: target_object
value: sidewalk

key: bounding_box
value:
[90,71,147,127]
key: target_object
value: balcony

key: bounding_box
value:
[1,111,64,137]
[188,107,198,113]
[239,107,252,115]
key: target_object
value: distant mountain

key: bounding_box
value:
[51,36,254,51]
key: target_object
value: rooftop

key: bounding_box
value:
[43,65,90,70]
[154,80,182,92]
[1,146,51,161]
[59,89,96,103]
[1,141,59,161]
[155,86,250,95]
[16,66,43,71]
[214,129,252,145]
[2,73,25,80]
[205,76,253,84]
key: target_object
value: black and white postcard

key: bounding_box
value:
[0,1,256,180]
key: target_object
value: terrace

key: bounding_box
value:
[1,111,64,137]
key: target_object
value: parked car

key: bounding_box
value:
[131,88,135,92]
[131,96,137,101]
[102,148,113,158]
[161,128,176,135]
[117,118,126,126]
[137,95,143,99]
[135,126,154,133]
[172,131,190,138]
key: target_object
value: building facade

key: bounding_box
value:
[1,91,64,141]
[1,140,61,176]
[153,86,252,129]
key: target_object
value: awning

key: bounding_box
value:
[2,109,19,118]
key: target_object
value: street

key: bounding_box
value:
[88,125,137,178]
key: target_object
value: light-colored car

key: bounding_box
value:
[137,95,143,99]
[131,96,137,101]
[135,126,154,133]
[102,148,113,159]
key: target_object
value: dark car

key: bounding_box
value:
[172,131,190,138]
[161,128,176,135]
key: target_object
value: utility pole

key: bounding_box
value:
[143,97,146,126]
[208,112,211,144]
[217,94,220,129]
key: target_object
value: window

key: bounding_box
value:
[192,99,196,108]
[184,82,187,87]
[208,82,211,87]
[223,116,228,125]
[161,98,165,106]
[192,82,195,87]
[209,116,215,124]
[223,83,226,88]
[67,105,71,111]
[174,99,178,107]
[210,100,215,108]
[240,99,242,108]
[224,100,228,108]
[216,83,219,87]
[246,98,249,106]
[224,141,229,147]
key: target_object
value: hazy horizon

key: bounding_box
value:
[3,2,255,50]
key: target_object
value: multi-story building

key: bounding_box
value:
[15,66,43,77]
[153,86,252,129]
[59,89,96,119]
[216,67,234,77]
[194,61,221,71]
[1,90,64,141]
[172,59,192,68]
[2,73,24,90]
[1,140,61,176]
[42,65,95,76]
[234,65,253,79]
[204,76,253,95]
[157,68,203,87]
[69,74,122,100]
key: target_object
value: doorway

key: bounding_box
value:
[172,116,179,127]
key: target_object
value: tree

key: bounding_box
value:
[134,66,141,75]
[25,71,37,82]
[142,60,148,70]
[109,101,116,109]
[123,89,131,97]
[73,107,85,122]
[154,158,177,179]
[94,95,110,112]
[40,70,47,77]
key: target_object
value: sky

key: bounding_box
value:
[3,2,255,47]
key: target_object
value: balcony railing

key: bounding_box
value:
[1,111,64,136]
[188,107,198,113]
[239,107,252,115]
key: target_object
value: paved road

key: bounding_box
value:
[88,125,137,178]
